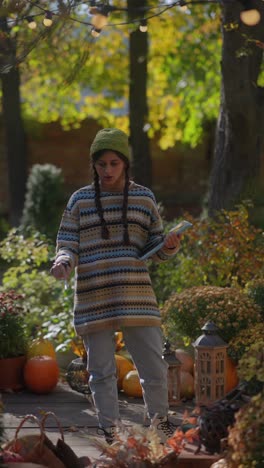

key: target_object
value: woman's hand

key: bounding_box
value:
[163,231,181,250]
[50,261,71,281]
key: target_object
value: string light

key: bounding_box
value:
[89,5,109,37]
[179,0,188,12]
[43,11,53,27]
[91,27,101,37]
[7,0,263,34]
[26,16,37,30]
[240,8,261,26]
[239,0,261,26]
[139,18,148,33]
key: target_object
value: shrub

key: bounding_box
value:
[150,204,264,305]
[226,391,264,468]
[162,286,262,347]
[245,278,264,319]
[228,323,264,363]
[0,290,28,358]
[21,164,65,240]
[0,228,75,351]
[237,338,264,385]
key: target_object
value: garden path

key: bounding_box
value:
[2,381,220,466]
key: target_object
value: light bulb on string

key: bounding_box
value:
[89,5,109,37]
[91,27,101,37]
[139,18,147,32]
[240,8,261,25]
[179,0,188,12]
[26,16,37,29]
[43,11,53,27]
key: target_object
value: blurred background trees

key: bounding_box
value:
[0,0,264,225]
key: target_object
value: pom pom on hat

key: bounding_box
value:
[90,128,130,160]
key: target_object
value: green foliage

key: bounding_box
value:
[237,338,264,385]
[0,291,28,359]
[245,278,264,319]
[20,3,221,149]
[0,228,75,351]
[229,323,264,364]
[21,164,65,240]
[149,204,264,305]
[0,217,10,241]
[162,286,262,347]
[226,391,264,468]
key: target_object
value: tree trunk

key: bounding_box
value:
[208,1,264,215]
[128,0,152,188]
[1,17,27,226]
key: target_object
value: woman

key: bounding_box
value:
[51,128,181,444]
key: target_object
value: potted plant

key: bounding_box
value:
[0,291,28,390]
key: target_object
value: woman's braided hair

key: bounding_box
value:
[92,150,130,245]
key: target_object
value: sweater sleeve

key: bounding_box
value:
[55,194,80,271]
[147,196,180,263]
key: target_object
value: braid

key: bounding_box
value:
[93,167,110,240]
[122,168,130,245]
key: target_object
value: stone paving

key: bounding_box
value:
[1,381,219,466]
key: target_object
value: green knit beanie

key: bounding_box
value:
[90,128,130,161]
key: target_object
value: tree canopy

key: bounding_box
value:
[19,2,222,149]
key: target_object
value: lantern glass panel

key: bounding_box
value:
[216,351,225,373]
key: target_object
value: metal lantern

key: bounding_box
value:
[66,357,91,395]
[192,321,228,405]
[163,340,181,405]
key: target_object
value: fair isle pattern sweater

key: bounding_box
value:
[55,182,178,336]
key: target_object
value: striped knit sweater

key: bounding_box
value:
[55,181,178,336]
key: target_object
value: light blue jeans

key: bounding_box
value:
[83,326,169,428]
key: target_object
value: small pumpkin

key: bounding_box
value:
[24,355,59,394]
[122,370,143,398]
[27,337,56,360]
[225,355,239,394]
[175,349,194,375]
[115,354,134,389]
[180,370,195,399]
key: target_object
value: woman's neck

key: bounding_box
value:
[100,180,129,192]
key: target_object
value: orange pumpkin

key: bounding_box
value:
[115,354,134,389]
[24,356,59,394]
[175,349,194,375]
[27,338,56,360]
[225,356,239,394]
[122,370,143,398]
[180,370,195,399]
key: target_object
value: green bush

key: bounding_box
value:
[237,338,264,385]
[226,391,264,468]
[0,290,28,359]
[162,286,262,347]
[149,204,264,305]
[245,278,264,319]
[0,228,75,351]
[228,323,264,363]
[21,164,65,240]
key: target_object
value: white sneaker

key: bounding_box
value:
[97,426,116,444]
[150,416,177,444]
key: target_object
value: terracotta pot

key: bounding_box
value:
[0,355,26,390]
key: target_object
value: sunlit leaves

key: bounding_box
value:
[19,1,223,148]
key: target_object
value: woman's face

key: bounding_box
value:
[94,151,127,190]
